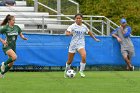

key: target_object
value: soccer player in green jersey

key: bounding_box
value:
[0,14,28,78]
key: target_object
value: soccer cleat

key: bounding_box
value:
[0,74,4,78]
[132,66,135,71]
[79,71,85,78]
[64,66,71,78]
[1,62,5,72]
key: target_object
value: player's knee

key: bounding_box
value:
[123,55,128,60]
[81,54,86,59]
[11,54,17,61]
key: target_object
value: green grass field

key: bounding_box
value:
[0,71,140,93]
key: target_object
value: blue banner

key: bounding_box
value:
[0,34,139,66]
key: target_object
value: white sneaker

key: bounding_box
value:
[0,74,4,78]
[1,62,5,72]
[131,66,134,71]
[79,71,85,78]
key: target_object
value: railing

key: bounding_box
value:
[14,15,118,36]
[29,0,119,35]
[68,0,79,13]
[0,0,118,35]
[33,0,79,14]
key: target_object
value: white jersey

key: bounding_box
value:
[67,23,89,53]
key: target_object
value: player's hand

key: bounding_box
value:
[95,38,100,42]
[120,26,123,31]
[22,37,28,40]
[2,40,8,46]
[117,37,122,42]
[65,31,73,36]
[120,26,126,34]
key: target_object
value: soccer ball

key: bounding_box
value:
[66,69,76,78]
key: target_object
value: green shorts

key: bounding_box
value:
[2,45,16,55]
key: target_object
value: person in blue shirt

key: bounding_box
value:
[0,0,16,6]
[111,18,135,71]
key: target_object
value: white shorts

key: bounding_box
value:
[68,45,85,53]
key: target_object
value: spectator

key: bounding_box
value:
[111,18,135,71]
[0,0,16,6]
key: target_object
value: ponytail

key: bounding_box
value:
[1,14,13,26]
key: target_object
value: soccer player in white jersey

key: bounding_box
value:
[64,13,100,78]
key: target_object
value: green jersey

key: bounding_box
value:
[0,24,22,53]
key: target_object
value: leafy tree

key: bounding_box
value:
[27,0,140,35]
[75,0,140,35]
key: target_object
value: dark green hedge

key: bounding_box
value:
[75,0,140,35]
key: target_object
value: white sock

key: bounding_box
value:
[80,62,86,72]
[65,63,71,71]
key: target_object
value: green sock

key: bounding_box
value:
[1,65,11,75]
[4,57,13,65]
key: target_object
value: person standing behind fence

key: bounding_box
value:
[64,13,100,78]
[111,18,135,71]
[0,14,28,78]
[0,0,16,6]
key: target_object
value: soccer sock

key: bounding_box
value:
[80,62,86,72]
[1,65,11,75]
[65,63,71,71]
[4,57,13,66]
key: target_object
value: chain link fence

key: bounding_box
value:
[9,65,140,72]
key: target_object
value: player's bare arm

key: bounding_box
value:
[0,38,7,46]
[65,31,72,36]
[20,33,28,40]
[88,31,100,42]
[120,26,126,34]
[112,34,122,42]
